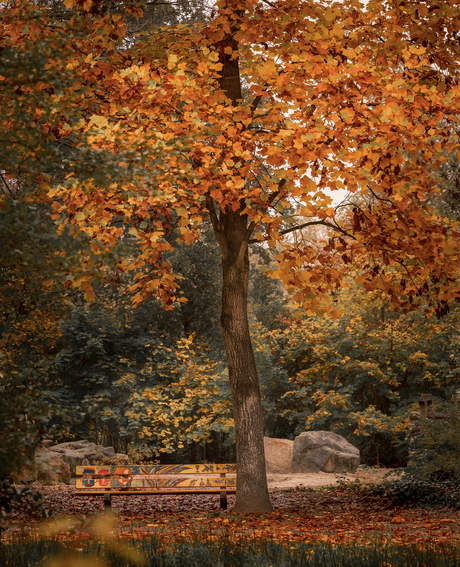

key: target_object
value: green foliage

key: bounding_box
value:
[373,397,460,508]
[260,283,460,466]
[49,269,235,461]
[49,294,184,449]
[249,246,286,332]
[250,321,295,440]
[168,229,223,353]
[406,399,460,482]
[0,197,74,479]
[0,194,139,474]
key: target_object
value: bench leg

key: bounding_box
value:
[220,491,227,510]
[104,494,112,510]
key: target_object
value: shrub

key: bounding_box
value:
[406,399,460,482]
[373,476,460,509]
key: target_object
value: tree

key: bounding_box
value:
[5,0,460,512]
[0,195,73,480]
[0,0,151,482]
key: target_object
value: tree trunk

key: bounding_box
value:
[217,209,273,513]
[206,5,272,513]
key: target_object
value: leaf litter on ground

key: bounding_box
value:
[3,484,460,547]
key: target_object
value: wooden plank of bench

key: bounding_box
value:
[75,477,235,489]
[75,489,236,495]
[76,464,236,475]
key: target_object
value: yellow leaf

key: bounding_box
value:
[342,48,357,59]
[84,288,96,302]
[90,115,108,128]
[408,45,426,55]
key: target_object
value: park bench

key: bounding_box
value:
[75,464,237,510]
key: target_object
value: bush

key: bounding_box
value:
[369,399,460,509]
[406,399,460,482]
[373,476,460,509]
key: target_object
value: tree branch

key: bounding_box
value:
[205,195,220,232]
[366,184,394,205]
[248,219,356,244]
[245,178,286,239]
[0,172,13,197]
[249,95,263,117]
[206,194,227,255]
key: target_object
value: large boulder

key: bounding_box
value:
[292,431,360,474]
[47,449,91,471]
[264,437,293,474]
[47,440,129,476]
[13,448,71,485]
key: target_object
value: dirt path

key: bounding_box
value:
[267,467,401,490]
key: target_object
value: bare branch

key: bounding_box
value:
[248,218,356,244]
[205,194,228,256]
[245,178,286,239]
[205,194,220,232]
[249,95,263,117]
[0,172,13,197]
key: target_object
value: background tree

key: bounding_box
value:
[0,195,71,479]
[262,282,460,467]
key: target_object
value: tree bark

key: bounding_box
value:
[218,209,273,513]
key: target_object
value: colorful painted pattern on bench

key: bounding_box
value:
[76,464,236,475]
[76,476,236,489]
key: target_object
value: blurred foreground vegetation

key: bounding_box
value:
[2,536,460,567]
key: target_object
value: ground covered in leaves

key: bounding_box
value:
[4,484,460,547]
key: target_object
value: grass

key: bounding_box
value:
[1,536,460,567]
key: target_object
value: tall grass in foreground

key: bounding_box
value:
[1,537,460,567]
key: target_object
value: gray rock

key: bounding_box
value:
[12,440,129,484]
[49,440,129,473]
[13,448,71,485]
[292,431,360,474]
[114,453,129,465]
[264,437,293,474]
[51,440,96,452]
[48,449,90,471]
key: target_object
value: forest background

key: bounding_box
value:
[2,0,460,513]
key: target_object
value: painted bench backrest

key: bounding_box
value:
[76,464,236,475]
[76,464,237,490]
